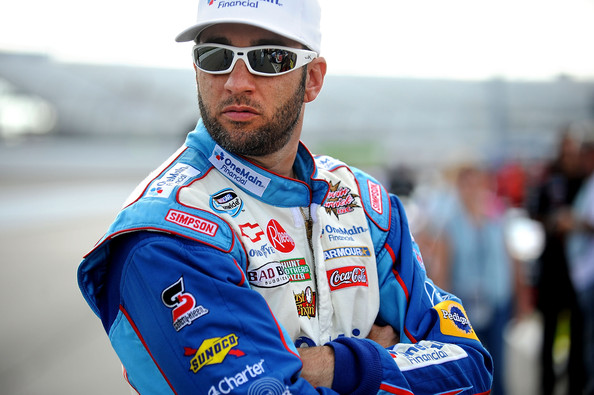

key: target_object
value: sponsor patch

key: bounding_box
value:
[185,333,244,373]
[210,188,243,217]
[239,222,265,243]
[248,243,276,259]
[323,224,368,242]
[294,286,316,319]
[165,209,218,236]
[389,340,468,372]
[367,180,383,214]
[433,301,478,340]
[161,277,209,331]
[326,266,368,291]
[323,181,360,218]
[146,163,200,198]
[208,0,283,11]
[280,258,311,282]
[248,261,290,288]
[209,145,270,197]
[323,246,371,261]
[266,219,295,253]
[208,359,266,395]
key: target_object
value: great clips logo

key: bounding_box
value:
[161,277,209,331]
[266,219,295,253]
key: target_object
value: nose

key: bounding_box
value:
[224,59,256,94]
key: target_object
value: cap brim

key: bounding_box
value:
[175,19,315,52]
[175,22,211,42]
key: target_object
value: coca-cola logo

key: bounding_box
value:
[326,266,368,291]
[266,219,295,253]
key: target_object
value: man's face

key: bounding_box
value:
[196,24,307,157]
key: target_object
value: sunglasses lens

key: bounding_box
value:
[247,48,298,74]
[194,46,234,72]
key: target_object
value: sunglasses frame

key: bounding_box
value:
[192,43,318,77]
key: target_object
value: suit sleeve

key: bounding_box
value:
[101,231,339,395]
[328,194,493,394]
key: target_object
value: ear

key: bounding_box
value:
[304,57,327,103]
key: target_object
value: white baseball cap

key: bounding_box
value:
[175,0,322,54]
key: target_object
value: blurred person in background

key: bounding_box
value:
[528,127,586,395]
[428,165,519,395]
[75,1,493,393]
[566,129,594,395]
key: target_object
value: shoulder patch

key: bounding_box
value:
[354,172,390,232]
[433,301,479,341]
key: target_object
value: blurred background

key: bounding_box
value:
[1,0,594,394]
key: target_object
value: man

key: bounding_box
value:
[77,1,493,393]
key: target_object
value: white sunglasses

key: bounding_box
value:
[192,43,317,76]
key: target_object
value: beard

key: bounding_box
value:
[198,68,307,157]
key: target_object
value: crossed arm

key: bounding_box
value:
[298,324,400,388]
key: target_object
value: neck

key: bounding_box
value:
[246,140,299,179]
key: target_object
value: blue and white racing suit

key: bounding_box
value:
[77,120,493,394]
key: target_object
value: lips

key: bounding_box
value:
[222,105,259,122]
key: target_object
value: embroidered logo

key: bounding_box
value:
[165,209,218,236]
[323,181,360,218]
[367,180,383,214]
[209,145,270,197]
[323,246,371,261]
[294,286,316,319]
[280,258,311,282]
[326,266,369,291]
[433,301,478,340]
[266,219,295,253]
[248,261,290,288]
[239,222,265,243]
[185,333,245,373]
[161,277,209,331]
[210,188,243,217]
[146,163,200,198]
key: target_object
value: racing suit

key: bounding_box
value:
[77,120,493,394]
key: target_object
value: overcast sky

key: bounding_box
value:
[1,0,593,80]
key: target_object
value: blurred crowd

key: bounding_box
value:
[389,122,594,395]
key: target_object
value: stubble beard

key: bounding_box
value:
[198,69,307,157]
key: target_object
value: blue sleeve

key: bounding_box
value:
[101,231,339,394]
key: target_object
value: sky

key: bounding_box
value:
[1,0,593,80]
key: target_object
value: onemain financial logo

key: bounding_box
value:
[209,145,271,197]
[208,0,284,8]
